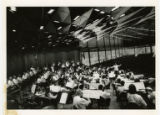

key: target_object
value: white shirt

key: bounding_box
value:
[113,65,119,71]
[33,70,37,75]
[73,96,91,109]
[22,74,27,80]
[8,80,14,87]
[13,78,18,85]
[17,77,23,83]
[127,93,147,108]
[30,71,34,77]
[43,71,50,79]
[93,72,100,80]
[108,71,115,78]
[50,85,61,93]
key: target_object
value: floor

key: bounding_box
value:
[109,84,120,109]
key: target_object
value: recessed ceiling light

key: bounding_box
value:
[40,26,44,30]
[53,20,60,23]
[57,26,62,30]
[94,9,100,12]
[48,9,55,14]
[100,11,105,14]
[48,35,52,38]
[111,6,119,11]
[12,29,16,32]
[48,42,52,44]
[120,14,125,17]
[74,16,80,20]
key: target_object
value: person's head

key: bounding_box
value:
[98,85,103,90]
[9,76,12,80]
[128,84,137,94]
[120,80,125,86]
[79,84,84,90]
[146,87,153,94]
[13,75,16,79]
[116,78,121,83]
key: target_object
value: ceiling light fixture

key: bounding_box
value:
[12,29,16,32]
[40,26,44,30]
[74,16,80,20]
[53,20,60,23]
[57,26,62,30]
[48,9,55,14]
[111,6,119,11]
[48,35,52,38]
[94,9,100,12]
[100,11,105,14]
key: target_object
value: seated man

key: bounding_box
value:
[17,75,23,84]
[127,84,147,109]
[7,76,14,88]
[73,90,91,109]
[146,87,155,109]
[12,75,19,86]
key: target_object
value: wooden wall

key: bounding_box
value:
[7,49,80,76]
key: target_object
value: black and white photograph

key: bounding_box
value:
[6,6,155,109]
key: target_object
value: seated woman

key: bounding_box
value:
[127,84,147,109]
[73,90,91,109]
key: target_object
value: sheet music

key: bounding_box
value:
[83,90,102,99]
[59,92,68,104]
[31,84,36,94]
